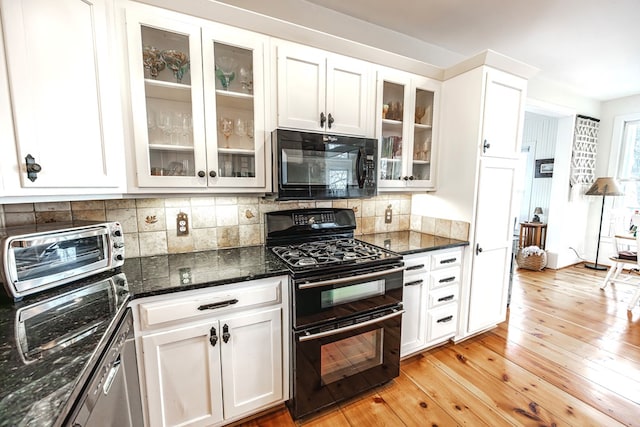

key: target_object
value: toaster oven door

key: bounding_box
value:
[4,228,112,299]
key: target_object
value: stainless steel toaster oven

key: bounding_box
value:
[0,221,125,300]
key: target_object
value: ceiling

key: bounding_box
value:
[216,0,640,102]
[303,0,640,102]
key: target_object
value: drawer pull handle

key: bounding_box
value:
[439,276,456,283]
[436,315,454,323]
[406,264,425,271]
[437,295,455,302]
[440,258,457,264]
[198,298,239,311]
[405,279,423,287]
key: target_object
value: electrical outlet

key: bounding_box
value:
[179,267,192,285]
[177,212,189,236]
[385,205,393,224]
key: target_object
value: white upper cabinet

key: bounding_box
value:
[124,3,268,191]
[0,0,125,196]
[276,42,373,137]
[376,68,440,191]
[480,69,527,159]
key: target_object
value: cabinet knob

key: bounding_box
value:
[483,139,491,153]
[403,176,409,181]
[408,175,415,181]
[327,113,334,128]
[209,170,217,178]
[198,170,206,178]
[25,154,42,182]
[320,112,326,127]
[476,244,483,255]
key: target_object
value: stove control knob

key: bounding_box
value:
[114,254,124,262]
[308,217,315,224]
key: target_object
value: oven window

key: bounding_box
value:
[320,280,385,309]
[12,235,107,282]
[320,328,384,385]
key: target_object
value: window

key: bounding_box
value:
[616,117,640,209]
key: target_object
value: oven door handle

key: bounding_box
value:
[298,309,405,342]
[298,266,406,289]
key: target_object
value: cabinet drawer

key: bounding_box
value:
[428,285,459,308]
[138,278,282,330]
[429,267,460,289]
[427,305,457,341]
[404,254,430,275]
[431,250,462,270]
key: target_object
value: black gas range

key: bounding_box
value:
[265,208,404,419]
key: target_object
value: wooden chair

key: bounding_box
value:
[600,234,640,311]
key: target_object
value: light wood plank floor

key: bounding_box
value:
[237,264,640,426]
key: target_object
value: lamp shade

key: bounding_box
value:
[585,177,624,196]
[533,207,543,215]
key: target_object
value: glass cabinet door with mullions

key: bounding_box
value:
[409,85,435,186]
[125,4,266,189]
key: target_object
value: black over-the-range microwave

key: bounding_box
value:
[271,129,378,200]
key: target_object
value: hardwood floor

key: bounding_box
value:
[238,264,640,426]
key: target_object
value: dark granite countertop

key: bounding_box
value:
[0,245,288,427]
[122,245,290,299]
[358,231,469,255]
[0,271,130,427]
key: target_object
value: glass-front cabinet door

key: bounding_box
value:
[202,23,266,188]
[376,68,438,191]
[126,6,206,187]
[377,70,411,189]
[407,77,438,189]
[125,4,266,190]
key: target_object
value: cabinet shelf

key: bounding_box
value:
[218,147,255,155]
[149,143,194,152]
[216,90,254,110]
[145,79,192,102]
[382,118,403,126]
[414,123,433,130]
[412,159,431,165]
[380,157,402,162]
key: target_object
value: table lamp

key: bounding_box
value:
[584,177,624,270]
[532,207,543,223]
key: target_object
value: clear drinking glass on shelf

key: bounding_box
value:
[178,113,192,145]
[239,66,253,93]
[247,119,254,139]
[157,112,173,144]
[235,119,247,138]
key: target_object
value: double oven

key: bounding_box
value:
[266,208,404,419]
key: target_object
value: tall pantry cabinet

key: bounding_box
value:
[438,59,534,339]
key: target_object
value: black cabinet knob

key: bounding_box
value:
[403,176,409,181]
[209,170,217,178]
[197,170,206,178]
[25,154,41,182]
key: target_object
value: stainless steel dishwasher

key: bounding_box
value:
[66,308,143,427]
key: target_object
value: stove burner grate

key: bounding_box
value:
[271,238,391,270]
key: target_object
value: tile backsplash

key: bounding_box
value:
[0,195,468,256]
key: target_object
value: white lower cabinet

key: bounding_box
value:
[400,247,463,358]
[133,276,287,427]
